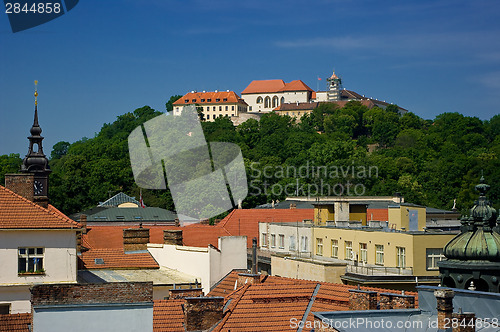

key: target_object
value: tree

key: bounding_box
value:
[50,141,70,160]
[165,94,182,113]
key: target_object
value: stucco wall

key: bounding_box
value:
[271,255,346,283]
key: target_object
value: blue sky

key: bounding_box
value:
[1,0,499,156]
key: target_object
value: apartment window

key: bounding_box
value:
[213,106,216,111]
[225,106,228,111]
[300,236,308,252]
[331,240,338,258]
[232,106,235,111]
[397,247,406,268]
[359,243,367,263]
[278,234,285,249]
[206,114,210,120]
[249,106,252,111]
[316,238,323,256]
[426,248,445,270]
[345,241,353,260]
[0,304,10,314]
[261,233,268,247]
[18,247,44,274]
[257,96,263,104]
[289,235,296,251]
[375,245,384,265]
[271,234,276,248]
[219,106,222,111]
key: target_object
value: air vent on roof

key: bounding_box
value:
[203,90,206,93]
[116,216,125,220]
[191,91,194,93]
[215,90,218,92]
[226,90,229,92]
[134,216,142,220]
[94,258,105,265]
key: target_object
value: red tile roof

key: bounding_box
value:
[78,248,159,269]
[173,91,247,106]
[242,79,313,94]
[82,209,313,250]
[153,299,185,332]
[0,185,81,229]
[0,313,31,332]
[278,80,313,92]
[210,271,419,332]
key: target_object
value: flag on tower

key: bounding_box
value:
[139,189,146,208]
[318,77,322,81]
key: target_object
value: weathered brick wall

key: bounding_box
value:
[169,288,203,299]
[348,289,377,311]
[184,297,224,332]
[163,229,183,245]
[123,228,150,251]
[452,312,475,332]
[5,173,34,202]
[31,282,153,306]
[435,289,455,330]
[379,293,415,310]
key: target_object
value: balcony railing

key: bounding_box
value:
[346,264,413,276]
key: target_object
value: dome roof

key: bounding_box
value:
[444,177,500,261]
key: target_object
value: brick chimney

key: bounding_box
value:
[164,229,183,246]
[379,292,415,309]
[435,288,455,330]
[348,289,378,311]
[184,297,224,332]
[236,273,260,288]
[452,310,475,332]
[123,227,150,251]
[5,173,34,202]
[169,286,203,299]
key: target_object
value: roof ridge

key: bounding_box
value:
[1,185,81,228]
[213,283,250,332]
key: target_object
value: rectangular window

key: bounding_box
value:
[225,106,228,111]
[192,99,196,102]
[331,240,338,258]
[316,238,323,256]
[261,233,268,247]
[359,243,367,263]
[0,304,10,314]
[375,245,384,265]
[206,114,210,120]
[232,106,235,111]
[223,98,228,102]
[397,247,406,268]
[219,106,222,111]
[345,241,353,260]
[201,99,205,102]
[278,234,285,249]
[207,98,212,102]
[426,248,445,270]
[18,247,44,274]
[271,234,276,248]
[289,235,296,251]
[300,236,308,252]
[216,98,220,102]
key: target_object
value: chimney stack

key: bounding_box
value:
[184,297,224,332]
[164,229,183,246]
[123,228,150,251]
[236,273,260,288]
[4,173,34,202]
[435,289,455,330]
[252,237,258,274]
[348,289,378,311]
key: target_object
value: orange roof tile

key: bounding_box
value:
[0,313,31,332]
[0,185,81,229]
[210,272,419,332]
[173,91,247,106]
[82,209,313,250]
[153,299,185,332]
[241,80,286,94]
[278,80,313,92]
[78,248,159,269]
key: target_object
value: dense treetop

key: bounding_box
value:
[1,101,498,216]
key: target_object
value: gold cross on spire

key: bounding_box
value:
[34,80,38,106]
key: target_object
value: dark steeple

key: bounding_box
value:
[438,176,500,292]
[20,81,51,207]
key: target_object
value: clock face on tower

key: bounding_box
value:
[34,180,44,196]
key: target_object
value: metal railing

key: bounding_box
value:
[346,264,413,276]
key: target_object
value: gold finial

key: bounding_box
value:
[34,80,38,105]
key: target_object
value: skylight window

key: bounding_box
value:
[94,258,105,265]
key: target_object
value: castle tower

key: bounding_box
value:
[20,81,51,207]
[326,70,342,101]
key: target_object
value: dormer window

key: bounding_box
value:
[192,99,196,102]
[223,98,227,102]
[207,98,212,102]
[216,98,220,102]
[201,99,205,102]
[184,99,189,103]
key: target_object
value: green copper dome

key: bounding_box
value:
[444,177,500,261]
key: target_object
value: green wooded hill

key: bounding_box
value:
[1,101,499,216]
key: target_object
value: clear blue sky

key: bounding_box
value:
[1,0,499,156]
